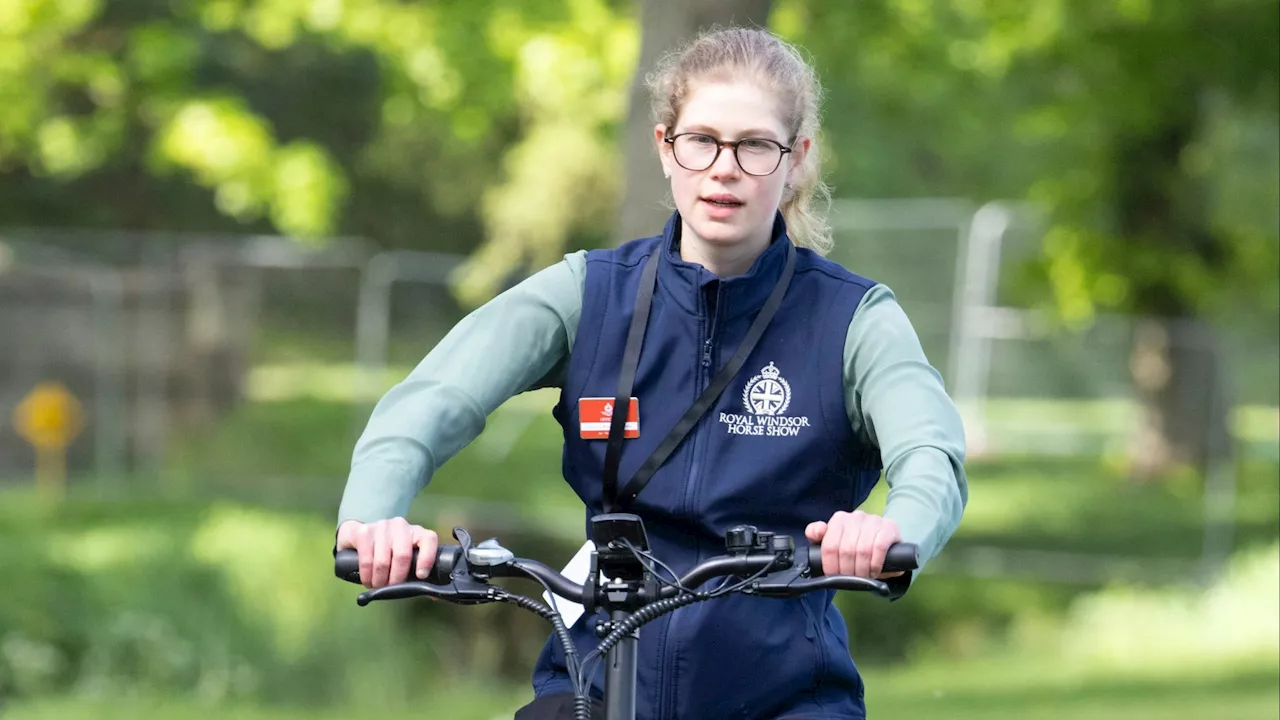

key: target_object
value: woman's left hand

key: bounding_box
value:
[805,510,904,579]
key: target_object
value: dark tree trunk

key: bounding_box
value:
[1127,317,1233,480]
[1114,102,1234,480]
[615,0,775,245]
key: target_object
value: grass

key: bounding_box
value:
[7,663,1277,720]
[865,661,1280,720]
[2,683,529,720]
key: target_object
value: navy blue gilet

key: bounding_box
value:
[536,212,883,720]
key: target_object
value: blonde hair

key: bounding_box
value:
[645,26,833,255]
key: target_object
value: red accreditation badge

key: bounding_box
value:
[579,397,639,440]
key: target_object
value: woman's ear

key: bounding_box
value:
[654,124,673,179]
[787,136,812,185]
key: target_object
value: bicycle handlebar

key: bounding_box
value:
[333,536,919,604]
[333,521,919,720]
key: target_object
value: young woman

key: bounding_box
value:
[335,27,968,720]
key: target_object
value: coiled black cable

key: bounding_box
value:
[570,596,706,720]
[575,591,709,703]
[501,592,581,687]
[595,593,703,657]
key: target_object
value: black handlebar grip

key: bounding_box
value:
[883,543,920,573]
[805,542,919,577]
[334,545,461,585]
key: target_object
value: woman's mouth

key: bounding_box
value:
[701,195,744,218]
[702,194,743,208]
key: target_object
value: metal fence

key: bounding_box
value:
[827,198,1277,460]
[0,230,377,483]
[828,198,1277,583]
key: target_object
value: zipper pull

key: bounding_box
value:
[702,281,719,369]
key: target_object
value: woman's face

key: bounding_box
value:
[656,80,808,250]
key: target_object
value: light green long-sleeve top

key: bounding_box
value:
[337,250,969,570]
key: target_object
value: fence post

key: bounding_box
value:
[948,202,1015,456]
[88,268,127,485]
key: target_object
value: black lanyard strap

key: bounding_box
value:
[602,242,797,512]
[602,249,661,510]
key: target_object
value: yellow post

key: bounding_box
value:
[12,381,83,503]
[36,445,67,502]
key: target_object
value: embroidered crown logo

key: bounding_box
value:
[742,362,791,416]
[602,402,613,418]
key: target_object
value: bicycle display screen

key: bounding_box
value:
[591,513,650,552]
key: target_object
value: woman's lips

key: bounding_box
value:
[701,195,743,219]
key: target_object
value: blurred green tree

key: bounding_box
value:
[0,0,634,261]
[788,0,1279,477]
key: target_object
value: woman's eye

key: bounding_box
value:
[688,135,716,145]
[740,139,771,151]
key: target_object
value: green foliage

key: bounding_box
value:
[452,0,638,307]
[0,494,417,707]
[4,0,1276,319]
[1,0,355,237]
[0,0,635,270]
[152,96,349,236]
[785,0,1280,324]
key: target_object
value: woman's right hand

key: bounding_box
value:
[335,517,439,589]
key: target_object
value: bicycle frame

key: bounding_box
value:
[603,608,637,720]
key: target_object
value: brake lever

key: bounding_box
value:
[748,575,891,598]
[742,556,892,598]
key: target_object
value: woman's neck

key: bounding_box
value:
[678,222,772,278]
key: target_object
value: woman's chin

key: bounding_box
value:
[688,219,748,247]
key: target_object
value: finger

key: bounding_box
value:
[388,519,413,585]
[414,527,439,579]
[869,519,900,579]
[834,509,865,576]
[853,514,880,578]
[352,525,373,589]
[805,521,827,544]
[821,512,848,576]
[371,522,393,589]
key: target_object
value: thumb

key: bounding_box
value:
[805,521,827,544]
[335,520,363,550]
